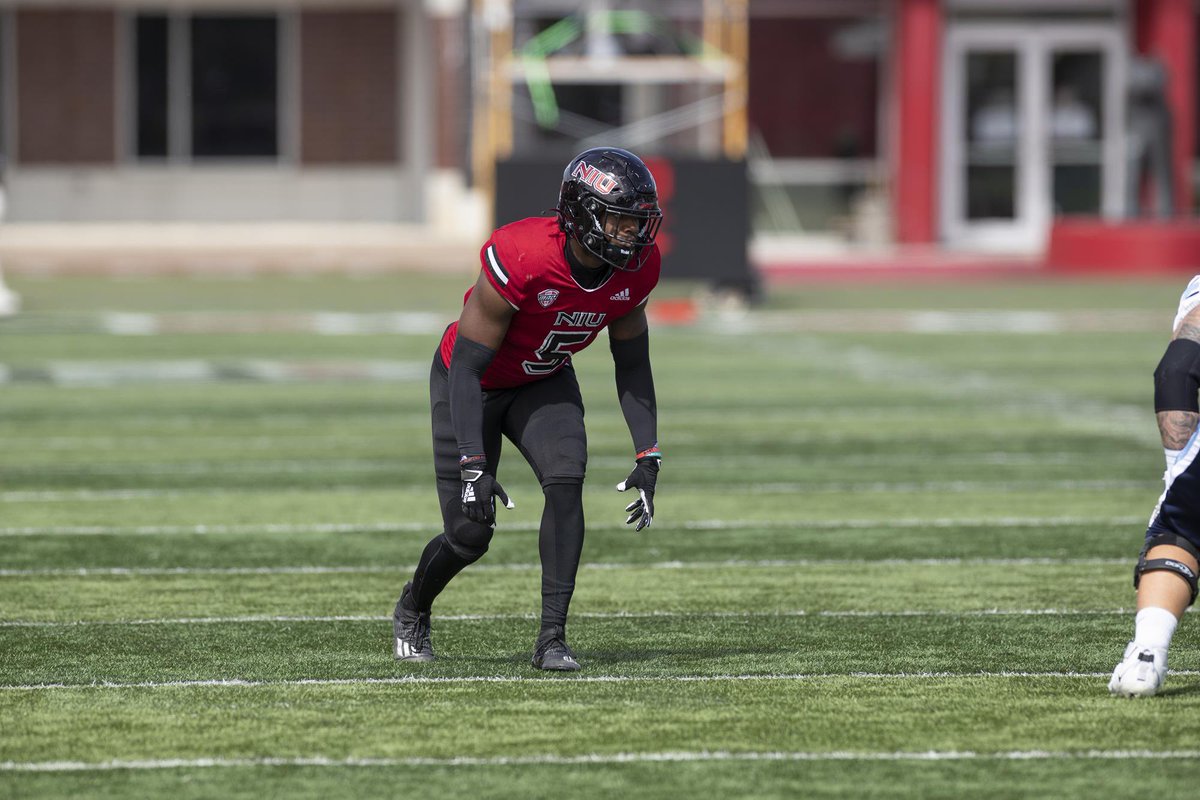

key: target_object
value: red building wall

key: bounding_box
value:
[432,14,465,170]
[300,11,399,164]
[892,0,940,244]
[17,9,116,164]
[747,17,878,159]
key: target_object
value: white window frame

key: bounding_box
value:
[940,22,1127,252]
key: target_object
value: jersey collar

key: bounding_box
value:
[564,242,614,293]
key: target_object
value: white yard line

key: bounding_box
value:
[0,434,398,450]
[0,452,1160,488]
[4,671,1198,693]
[0,434,1144,450]
[0,608,1137,628]
[0,522,426,537]
[0,417,1150,445]
[4,459,404,476]
[0,557,1130,578]
[0,515,1146,536]
[3,749,1199,772]
[0,487,408,503]
[7,308,1167,336]
[81,311,446,336]
[0,360,428,386]
[750,335,1153,445]
[742,480,1154,493]
[711,309,1165,335]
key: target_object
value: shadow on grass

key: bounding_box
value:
[1155,680,1200,698]
[444,643,776,674]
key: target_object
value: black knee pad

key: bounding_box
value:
[541,476,584,491]
[444,518,494,562]
[1135,533,1200,605]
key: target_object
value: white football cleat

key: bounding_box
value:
[1108,642,1168,698]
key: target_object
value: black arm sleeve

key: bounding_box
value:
[610,328,658,453]
[448,335,497,458]
[1155,338,1200,412]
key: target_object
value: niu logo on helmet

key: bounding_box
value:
[571,162,618,195]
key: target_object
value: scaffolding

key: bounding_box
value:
[469,0,749,202]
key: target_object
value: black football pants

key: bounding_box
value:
[408,353,589,632]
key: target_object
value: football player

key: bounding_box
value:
[1110,275,1200,697]
[392,147,664,671]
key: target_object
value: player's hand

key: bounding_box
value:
[460,456,513,525]
[616,456,659,531]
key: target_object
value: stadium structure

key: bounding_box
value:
[0,0,1195,273]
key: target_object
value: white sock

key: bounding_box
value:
[1134,606,1179,651]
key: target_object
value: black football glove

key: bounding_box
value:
[460,456,513,525]
[616,456,660,532]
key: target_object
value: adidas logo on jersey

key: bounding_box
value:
[610,288,630,301]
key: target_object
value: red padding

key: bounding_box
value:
[1046,219,1200,273]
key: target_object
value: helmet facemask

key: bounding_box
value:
[575,196,662,272]
[557,146,663,272]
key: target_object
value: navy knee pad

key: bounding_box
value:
[1135,533,1200,605]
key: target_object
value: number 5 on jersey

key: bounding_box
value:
[522,330,593,376]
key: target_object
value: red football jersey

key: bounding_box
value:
[439,216,661,390]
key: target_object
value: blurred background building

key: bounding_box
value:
[0,0,1196,275]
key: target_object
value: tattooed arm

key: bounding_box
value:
[1159,410,1199,451]
[1157,307,1200,450]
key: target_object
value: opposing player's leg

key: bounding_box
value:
[1116,293,1200,693]
[1110,528,1200,697]
[394,355,509,662]
[504,365,588,670]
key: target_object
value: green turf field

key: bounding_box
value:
[4,270,1200,798]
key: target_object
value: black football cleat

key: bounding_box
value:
[532,626,581,671]
[393,583,435,662]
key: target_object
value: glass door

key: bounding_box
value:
[1050,50,1104,214]
[964,49,1022,226]
[941,24,1125,251]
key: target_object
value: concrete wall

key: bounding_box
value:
[3,166,419,221]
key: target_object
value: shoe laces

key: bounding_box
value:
[535,629,573,659]
[399,607,432,648]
